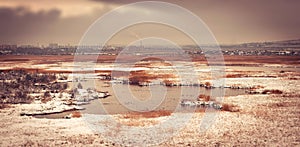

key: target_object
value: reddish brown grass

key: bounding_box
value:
[41,97,52,103]
[126,60,180,85]
[71,111,82,118]
[204,82,212,88]
[198,94,210,101]
[193,55,300,65]
[250,85,265,90]
[288,77,298,80]
[121,110,172,119]
[1,55,299,65]
[222,103,239,112]
[117,110,172,127]
[262,89,283,94]
[226,74,247,78]
[129,70,178,85]
[194,109,206,113]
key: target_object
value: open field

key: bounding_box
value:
[0,55,299,146]
[0,94,299,146]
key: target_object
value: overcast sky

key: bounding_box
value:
[0,0,300,45]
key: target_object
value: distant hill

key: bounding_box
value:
[237,39,300,48]
[268,39,300,44]
[221,39,300,50]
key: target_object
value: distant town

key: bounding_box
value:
[1,39,300,56]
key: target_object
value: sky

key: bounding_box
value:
[0,0,300,45]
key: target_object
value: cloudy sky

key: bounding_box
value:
[0,0,300,45]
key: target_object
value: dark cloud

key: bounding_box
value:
[0,0,300,45]
[91,0,300,43]
[0,7,60,44]
[0,6,109,45]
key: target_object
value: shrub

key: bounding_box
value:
[43,91,51,98]
[41,97,52,103]
[62,83,68,90]
[0,104,9,109]
[198,94,210,101]
[14,91,32,104]
[226,74,246,78]
[262,89,283,94]
[77,83,83,89]
[71,111,82,118]
[222,103,239,112]
[204,82,212,88]
[0,70,61,104]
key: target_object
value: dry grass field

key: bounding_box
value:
[0,55,299,146]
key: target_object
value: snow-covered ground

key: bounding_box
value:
[0,92,299,146]
[0,58,299,146]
